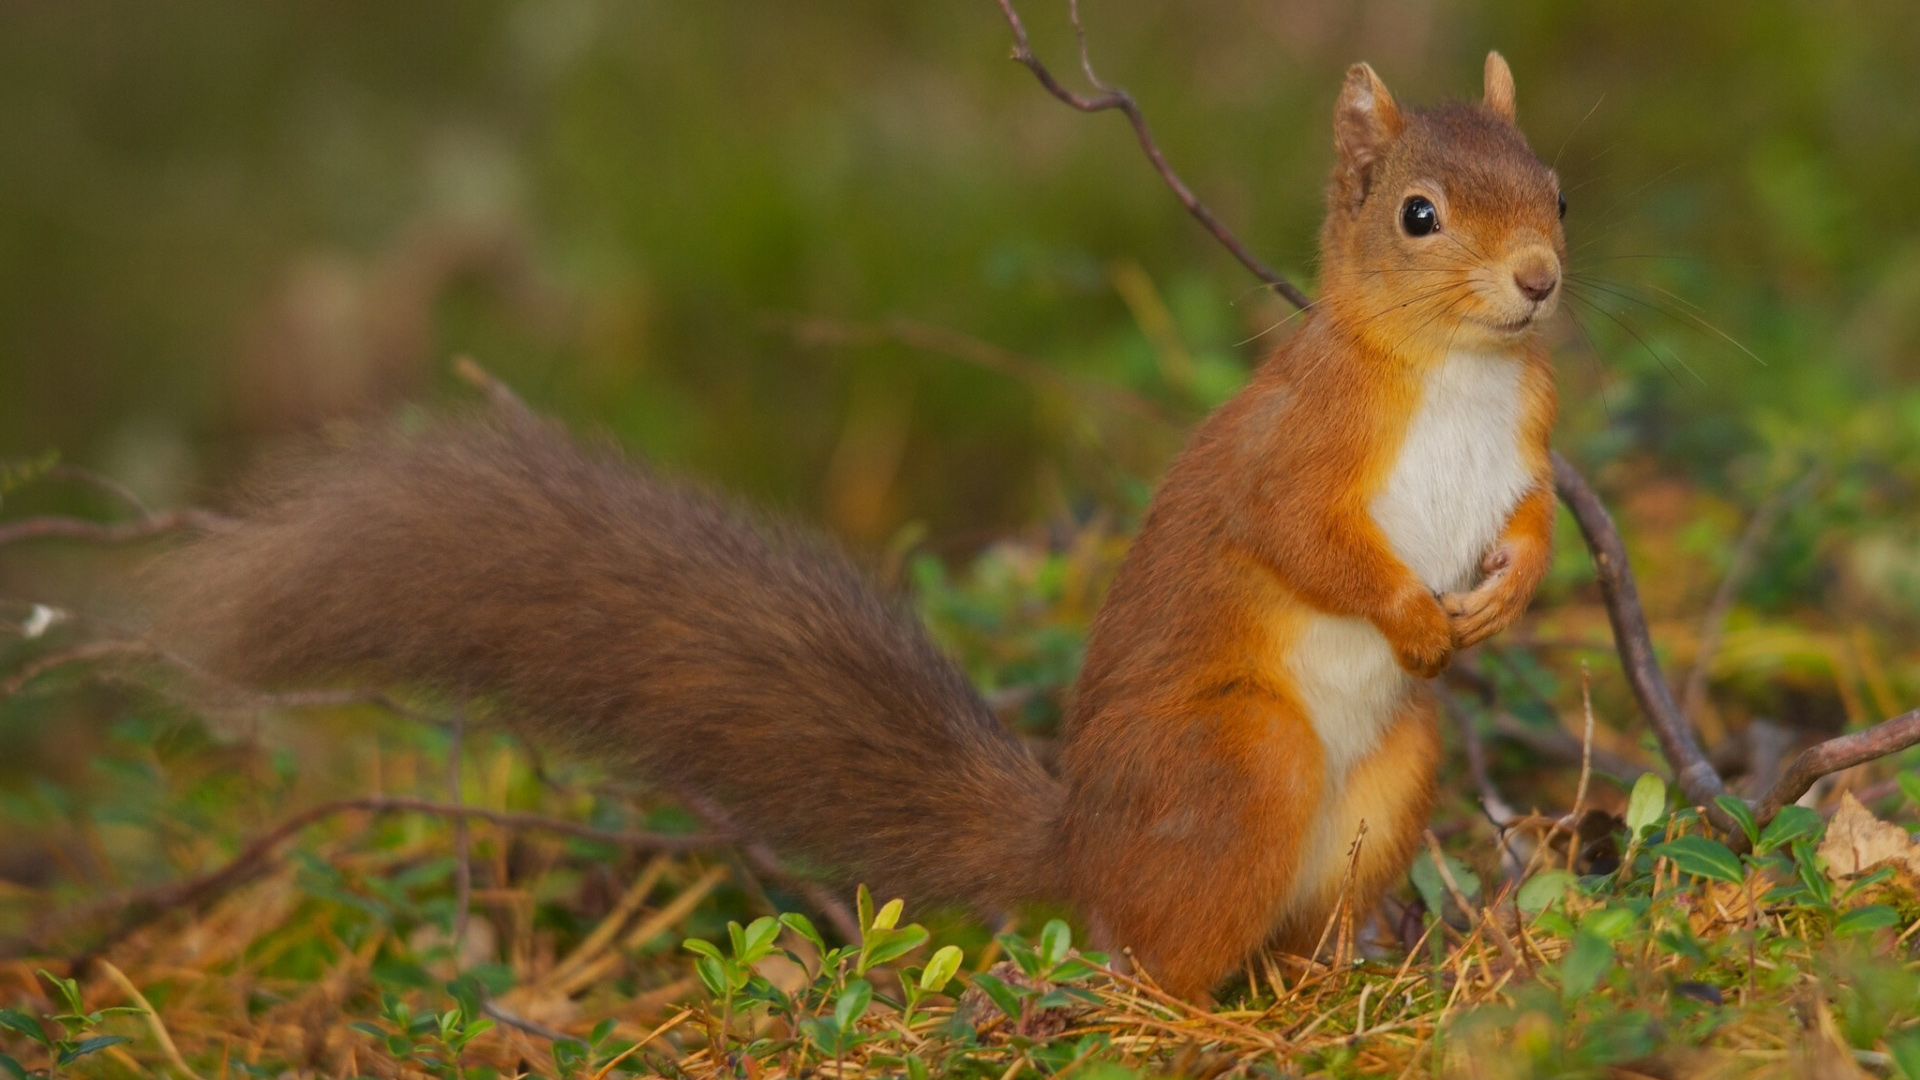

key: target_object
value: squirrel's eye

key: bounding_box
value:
[1558,191,1567,219]
[1400,195,1439,237]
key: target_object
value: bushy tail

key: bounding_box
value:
[157,412,1065,911]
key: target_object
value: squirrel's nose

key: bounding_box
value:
[1514,266,1558,303]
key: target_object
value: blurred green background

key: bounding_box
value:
[2,0,1914,525]
[1,2,1916,763]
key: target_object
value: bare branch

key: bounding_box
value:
[1754,707,1920,823]
[46,463,156,519]
[10,795,728,961]
[0,507,234,549]
[1681,466,1824,721]
[670,786,862,943]
[992,0,1314,310]
[784,313,1188,428]
[453,354,534,417]
[1554,453,1920,830]
[1551,451,1736,829]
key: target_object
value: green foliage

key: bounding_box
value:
[0,970,141,1080]
[348,984,495,1080]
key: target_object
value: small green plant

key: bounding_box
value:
[347,982,494,1080]
[966,918,1107,1022]
[0,969,141,1080]
[548,1018,623,1079]
[680,884,951,1067]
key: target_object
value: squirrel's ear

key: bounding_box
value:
[1333,62,1403,206]
[1483,51,1517,121]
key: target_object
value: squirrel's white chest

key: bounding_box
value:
[1281,350,1531,795]
[1370,350,1533,593]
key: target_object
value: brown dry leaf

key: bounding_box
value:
[1818,792,1920,879]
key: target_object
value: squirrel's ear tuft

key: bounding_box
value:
[1333,62,1403,206]
[1483,51,1516,121]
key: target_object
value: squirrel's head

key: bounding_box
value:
[1317,52,1566,358]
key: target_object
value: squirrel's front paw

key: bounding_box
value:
[1443,543,1545,649]
[1441,584,1505,649]
[1385,589,1453,678]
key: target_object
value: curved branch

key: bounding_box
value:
[1754,708,1920,822]
[1550,452,1735,828]
[992,0,1313,311]
[0,508,235,549]
[12,795,728,962]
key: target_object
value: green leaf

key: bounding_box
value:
[905,1053,930,1080]
[1897,771,1920,810]
[1410,849,1480,916]
[1038,920,1072,969]
[856,884,875,936]
[1516,869,1577,914]
[998,933,1043,978]
[0,1051,29,1080]
[860,925,930,972]
[1758,805,1824,852]
[800,1015,841,1052]
[871,898,903,932]
[1714,795,1759,846]
[779,912,827,955]
[0,1011,46,1046]
[1887,1029,1920,1080]
[740,916,782,961]
[349,1021,390,1040]
[833,979,873,1031]
[692,956,731,998]
[1581,907,1636,941]
[1050,958,1105,981]
[1653,836,1745,885]
[919,945,963,992]
[682,938,724,962]
[57,1036,131,1067]
[1834,904,1903,935]
[968,972,1024,1018]
[1557,930,1613,999]
[36,970,84,1017]
[1625,773,1668,836]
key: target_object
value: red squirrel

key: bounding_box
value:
[159,53,1563,1001]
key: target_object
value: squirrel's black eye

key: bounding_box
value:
[1558,191,1567,219]
[1400,195,1439,237]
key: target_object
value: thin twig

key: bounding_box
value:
[992,0,1313,310]
[448,711,473,955]
[1551,452,1736,830]
[783,313,1187,427]
[670,787,862,944]
[10,796,728,961]
[1681,466,1824,722]
[453,354,534,416]
[1753,707,1920,823]
[46,463,156,519]
[1561,663,1596,872]
[1553,453,1920,829]
[0,508,235,549]
[1421,831,1522,971]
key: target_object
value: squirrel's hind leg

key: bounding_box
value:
[1066,687,1326,1002]
[1271,689,1442,956]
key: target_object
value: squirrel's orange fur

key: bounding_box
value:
[158,54,1563,1001]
